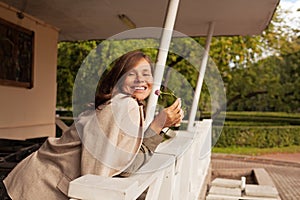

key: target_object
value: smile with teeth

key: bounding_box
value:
[132,86,147,91]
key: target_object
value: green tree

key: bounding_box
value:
[56,41,99,109]
[212,6,299,113]
[226,36,300,112]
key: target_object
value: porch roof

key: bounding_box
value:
[1,0,279,41]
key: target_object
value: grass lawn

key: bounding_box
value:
[212,145,300,156]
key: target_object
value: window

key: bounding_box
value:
[0,17,34,88]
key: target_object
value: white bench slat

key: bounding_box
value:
[68,174,138,200]
[68,154,175,200]
[155,135,193,158]
[136,153,175,174]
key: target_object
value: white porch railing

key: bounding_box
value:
[67,119,212,200]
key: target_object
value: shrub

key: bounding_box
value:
[214,126,300,148]
[213,112,300,148]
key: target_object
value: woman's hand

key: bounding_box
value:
[150,98,184,134]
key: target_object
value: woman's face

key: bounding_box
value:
[122,58,153,101]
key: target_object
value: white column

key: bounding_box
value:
[187,22,215,131]
[145,0,180,125]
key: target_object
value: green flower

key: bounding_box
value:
[155,88,177,108]
[155,87,182,136]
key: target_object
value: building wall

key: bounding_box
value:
[0,3,59,139]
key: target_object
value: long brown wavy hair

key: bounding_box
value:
[95,50,154,108]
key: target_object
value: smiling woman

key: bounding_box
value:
[121,59,153,101]
[95,50,183,134]
[2,50,184,200]
[94,51,154,107]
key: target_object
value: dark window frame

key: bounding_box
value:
[0,17,34,89]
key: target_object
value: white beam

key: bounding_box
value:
[145,0,180,125]
[187,22,215,131]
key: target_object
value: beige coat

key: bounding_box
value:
[4,94,153,200]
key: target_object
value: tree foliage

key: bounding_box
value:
[56,41,99,109]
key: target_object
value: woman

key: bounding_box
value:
[3,50,183,200]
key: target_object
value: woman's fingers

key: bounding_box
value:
[165,99,183,125]
[151,98,184,132]
[169,98,181,111]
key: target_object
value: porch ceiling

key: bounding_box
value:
[1,0,279,41]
